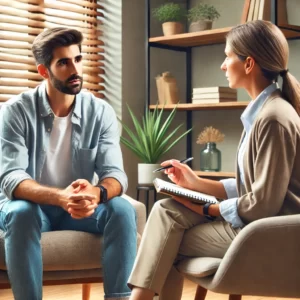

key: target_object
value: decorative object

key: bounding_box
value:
[119,105,192,184]
[187,3,220,32]
[156,72,180,105]
[152,3,186,36]
[196,126,224,171]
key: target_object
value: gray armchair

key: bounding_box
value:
[177,214,300,300]
[0,194,146,300]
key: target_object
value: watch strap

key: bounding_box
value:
[203,203,216,221]
[97,184,108,203]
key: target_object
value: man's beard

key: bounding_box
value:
[48,70,83,95]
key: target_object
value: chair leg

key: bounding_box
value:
[229,294,242,300]
[82,283,91,300]
[194,285,207,300]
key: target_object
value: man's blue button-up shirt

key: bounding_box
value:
[0,83,127,207]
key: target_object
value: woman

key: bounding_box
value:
[128,20,300,300]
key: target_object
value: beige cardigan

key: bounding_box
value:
[237,91,300,224]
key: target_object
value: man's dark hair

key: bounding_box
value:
[32,27,83,68]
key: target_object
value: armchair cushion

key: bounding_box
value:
[177,257,221,278]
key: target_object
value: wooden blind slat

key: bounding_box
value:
[59,0,103,10]
[0,53,36,64]
[1,1,102,18]
[83,83,105,91]
[0,78,42,88]
[0,87,31,94]
[1,6,103,27]
[1,14,102,31]
[83,74,104,84]
[0,61,37,72]
[0,41,31,50]
[0,70,41,80]
[0,47,33,56]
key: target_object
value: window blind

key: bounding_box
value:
[0,0,105,102]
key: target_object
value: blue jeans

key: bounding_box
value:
[0,197,137,300]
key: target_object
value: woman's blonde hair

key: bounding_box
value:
[226,20,300,115]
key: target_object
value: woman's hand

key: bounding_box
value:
[161,159,200,190]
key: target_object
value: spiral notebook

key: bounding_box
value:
[153,178,219,204]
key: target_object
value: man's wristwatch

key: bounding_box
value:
[97,185,108,203]
[203,203,216,221]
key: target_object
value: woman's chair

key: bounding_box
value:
[0,194,146,300]
[177,214,300,300]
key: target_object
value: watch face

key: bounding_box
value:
[100,185,108,203]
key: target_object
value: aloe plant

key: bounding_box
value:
[119,105,192,164]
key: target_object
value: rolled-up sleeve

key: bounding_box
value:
[96,103,128,193]
[219,198,244,228]
[220,178,238,198]
[0,105,32,200]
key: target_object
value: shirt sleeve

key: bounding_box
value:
[0,104,32,200]
[219,198,245,228]
[95,103,128,194]
[220,178,238,198]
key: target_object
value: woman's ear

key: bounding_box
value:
[37,64,49,79]
[244,56,255,75]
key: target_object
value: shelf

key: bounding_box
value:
[149,101,250,111]
[149,26,300,49]
[149,27,232,48]
[194,171,235,179]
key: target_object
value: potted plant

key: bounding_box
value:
[187,3,220,32]
[152,3,186,36]
[119,104,192,184]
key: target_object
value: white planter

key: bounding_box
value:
[138,163,164,185]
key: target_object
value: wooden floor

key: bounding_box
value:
[0,279,297,300]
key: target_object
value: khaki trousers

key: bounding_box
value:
[128,198,241,300]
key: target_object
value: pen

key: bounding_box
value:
[153,157,194,173]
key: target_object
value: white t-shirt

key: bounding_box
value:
[40,112,73,188]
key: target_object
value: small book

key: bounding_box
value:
[193,87,236,94]
[192,92,237,99]
[192,98,235,104]
[153,178,219,204]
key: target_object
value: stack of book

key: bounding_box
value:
[246,0,271,21]
[192,87,237,104]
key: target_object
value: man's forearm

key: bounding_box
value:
[98,177,122,200]
[13,179,63,206]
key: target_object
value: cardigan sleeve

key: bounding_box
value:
[237,120,296,224]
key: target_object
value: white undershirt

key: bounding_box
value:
[40,113,73,188]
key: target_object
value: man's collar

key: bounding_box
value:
[37,82,82,119]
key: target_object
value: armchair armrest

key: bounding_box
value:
[122,194,146,236]
[201,214,300,297]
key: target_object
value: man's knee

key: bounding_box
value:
[105,196,136,224]
[4,200,42,229]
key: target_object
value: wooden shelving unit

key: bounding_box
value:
[149,101,250,111]
[149,27,232,48]
[149,25,300,48]
[194,171,235,179]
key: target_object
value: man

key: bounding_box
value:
[0,27,136,300]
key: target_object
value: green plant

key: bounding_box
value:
[119,105,192,163]
[152,3,186,23]
[187,3,220,22]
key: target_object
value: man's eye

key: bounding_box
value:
[58,60,67,66]
[75,57,82,63]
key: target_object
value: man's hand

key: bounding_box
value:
[58,179,99,219]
